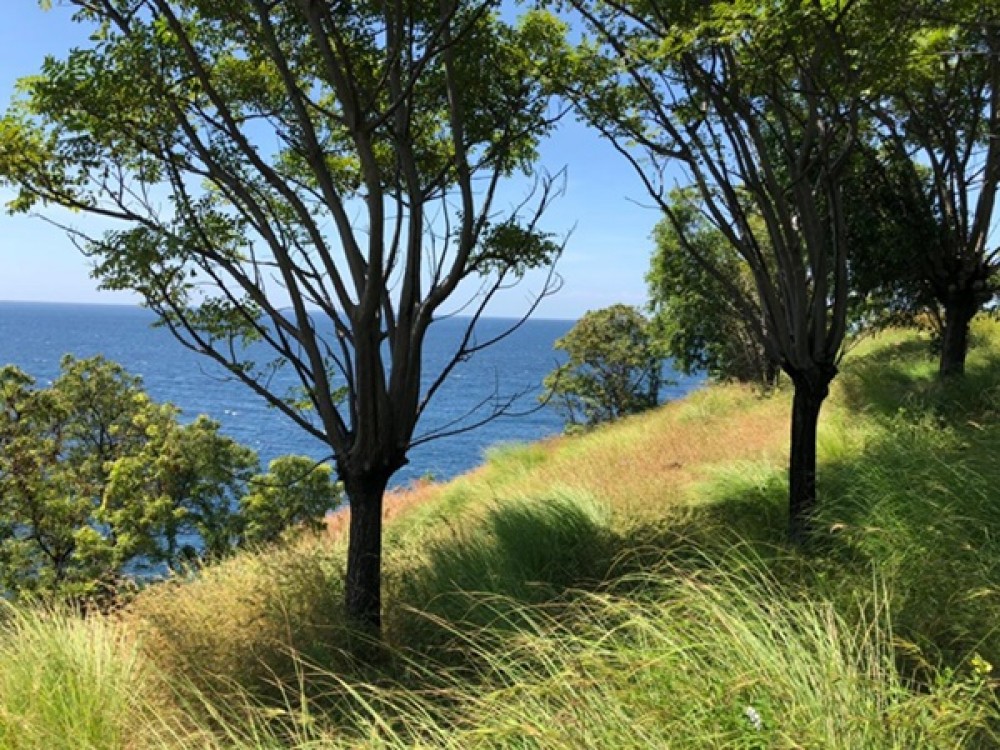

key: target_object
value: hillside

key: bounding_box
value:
[2,324,1000,749]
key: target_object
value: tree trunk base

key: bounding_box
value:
[786,366,836,545]
[344,472,390,635]
[939,297,976,379]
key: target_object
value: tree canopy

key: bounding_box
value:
[544,304,661,430]
[647,192,778,387]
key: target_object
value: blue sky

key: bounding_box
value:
[0,3,664,320]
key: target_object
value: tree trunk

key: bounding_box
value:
[762,358,781,389]
[938,295,976,379]
[343,471,390,634]
[787,368,834,545]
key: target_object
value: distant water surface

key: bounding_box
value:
[0,301,702,485]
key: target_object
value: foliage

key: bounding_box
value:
[241,456,341,547]
[647,192,778,386]
[647,153,949,388]
[104,414,259,566]
[868,0,1000,376]
[840,145,942,334]
[543,305,662,429]
[0,356,340,599]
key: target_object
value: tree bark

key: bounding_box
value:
[761,357,781,389]
[787,367,834,545]
[938,294,977,379]
[343,471,390,634]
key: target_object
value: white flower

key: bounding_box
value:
[744,706,763,731]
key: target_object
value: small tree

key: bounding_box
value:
[241,456,340,547]
[839,144,942,334]
[103,413,261,565]
[648,192,779,387]
[544,305,661,429]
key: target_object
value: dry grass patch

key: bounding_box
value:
[380,384,792,534]
[126,535,346,699]
[324,475,449,541]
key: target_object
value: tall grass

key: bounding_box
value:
[387,488,616,646]
[2,325,1000,748]
[127,536,348,701]
[158,558,998,749]
[0,604,165,750]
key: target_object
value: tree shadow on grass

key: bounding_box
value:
[840,335,1000,421]
[388,488,619,643]
[385,472,808,665]
[838,337,936,416]
[814,424,1000,670]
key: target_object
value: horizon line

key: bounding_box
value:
[0,298,579,323]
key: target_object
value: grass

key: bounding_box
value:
[2,322,1000,748]
[0,603,168,750]
[110,563,998,749]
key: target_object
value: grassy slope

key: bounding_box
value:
[3,324,1000,748]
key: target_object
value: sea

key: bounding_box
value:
[0,301,702,486]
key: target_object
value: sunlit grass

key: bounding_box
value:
[4,322,1000,747]
[0,604,169,750]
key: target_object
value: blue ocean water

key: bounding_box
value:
[0,301,702,485]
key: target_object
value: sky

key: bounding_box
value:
[0,3,665,320]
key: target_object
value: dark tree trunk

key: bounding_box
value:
[938,295,977,379]
[343,471,390,634]
[762,358,781,389]
[787,367,835,545]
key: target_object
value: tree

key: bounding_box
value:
[0,356,167,596]
[648,151,942,386]
[647,192,779,387]
[839,143,942,334]
[241,456,340,547]
[562,0,907,541]
[0,356,303,598]
[0,1,564,631]
[103,413,260,565]
[870,1,1000,377]
[544,305,661,429]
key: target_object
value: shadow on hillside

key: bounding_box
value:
[386,478,798,658]
[817,424,1000,676]
[840,339,1000,420]
[388,490,618,641]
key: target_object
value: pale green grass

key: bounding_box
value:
[0,604,166,750]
